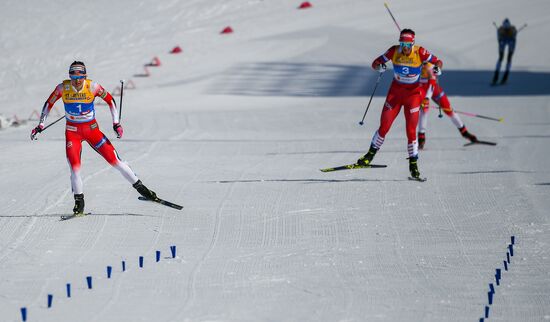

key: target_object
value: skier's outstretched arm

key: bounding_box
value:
[31,84,62,140]
[93,82,123,139]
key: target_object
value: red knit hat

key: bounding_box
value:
[399,32,415,43]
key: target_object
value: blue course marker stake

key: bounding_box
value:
[508,244,514,257]
[485,305,490,318]
[489,283,495,294]
[507,252,511,264]
[122,260,126,272]
[21,307,27,321]
[495,268,501,286]
[66,283,71,298]
[86,276,93,289]
[139,256,144,268]
[504,260,508,271]
[107,266,112,278]
[488,291,493,305]
[480,318,484,322]
[47,294,53,308]
[156,250,161,262]
[511,235,515,245]
[170,245,176,258]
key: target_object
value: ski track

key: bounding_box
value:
[1,1,550,321]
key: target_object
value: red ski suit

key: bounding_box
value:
[371,45,441,156]
[39,79,138,194]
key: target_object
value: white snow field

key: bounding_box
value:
[1,0,550,321]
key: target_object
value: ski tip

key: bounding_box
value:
[408,176,427,182]
[498,118,504,122]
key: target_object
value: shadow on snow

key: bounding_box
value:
[209,62,550,97]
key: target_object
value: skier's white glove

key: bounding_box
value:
[433,66,442,76]
[375,63,387,73]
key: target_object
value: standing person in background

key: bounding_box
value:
[356,29,442,181]
[418,62,478,149]
[492,18,517,85]
[30,61,158,217]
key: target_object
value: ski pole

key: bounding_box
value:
[41,115,65,132]
[384,2,401,32]
[492,22,498,29]
[359,72,384,126]
[119,80,125,121]
[31,115,64,140]
[517,23,528,33]
[429,106,503,122]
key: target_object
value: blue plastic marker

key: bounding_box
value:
[508,244,514,257]
[66,283,71,298]
[47,294,53,308]
[86,276,93,289]
[122,260,126,272]
[488,291,493,305]
[170,245,176,258]
[511,235,515,245]
[489,283,495,294]
[107,266,112,278]
[504,260,508,271]
[507,252,510,264]
[156,250,161,262]
[139,256,144,268]
[21,307,27,321]
[485,305,490,318]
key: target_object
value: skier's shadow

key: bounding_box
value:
[0,213,154,218]
[207,62,550,97]
[454,170,534,175]
[209,178,407,184]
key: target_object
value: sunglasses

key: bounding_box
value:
[400,42,413,49]
[70,74,86,80]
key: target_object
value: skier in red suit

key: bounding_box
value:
[30,61,158,216]
[357,29,442,179]
[417,62,478,149]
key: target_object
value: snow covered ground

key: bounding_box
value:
[1,0,550,321]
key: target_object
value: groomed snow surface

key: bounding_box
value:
[1,0,550,321]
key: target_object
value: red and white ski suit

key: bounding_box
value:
[370,45,441,157]
[418,63,464,133]
[39,79,138,194]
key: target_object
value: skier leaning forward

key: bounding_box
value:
[30,61,157,216]
[417,62,478,149]
[356,29,442,179]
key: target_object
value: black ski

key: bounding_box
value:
[408,176,427,182]
[138,196,183,210]
[320,163,387,172]
[464,140,497,147]
[60,212,91,221]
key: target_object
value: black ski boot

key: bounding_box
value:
[491,70,500,86]
[73,193,85,216]
[500,71,509,85]
[357,145,378,166]
[459,126,478,143]
[418,132,426,150]
[133,180,157,200]
[409,156,421,179]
